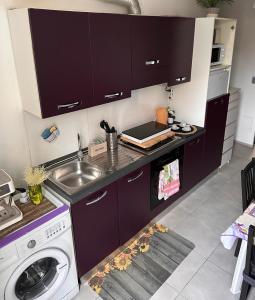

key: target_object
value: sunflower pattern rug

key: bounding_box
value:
[88,224,195,300]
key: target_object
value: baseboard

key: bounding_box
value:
[235,140,254,149]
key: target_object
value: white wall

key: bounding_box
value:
[221,0,255,146]
[0,0,206,184]
[170,18,214,127]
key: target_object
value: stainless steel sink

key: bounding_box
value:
[48,160,104,194]
[46,146,143,196]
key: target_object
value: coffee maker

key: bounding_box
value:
[0,169,23,231]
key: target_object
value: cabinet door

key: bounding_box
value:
[168,18,195,86]
[118,165,151,245]
[204,94,229,176]
[89,13,132,107]
[71,183,119,277]
[131,16,170,89]
[29,9,93,118]
[182,134,205,193]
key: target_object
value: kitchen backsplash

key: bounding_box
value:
[24,85,168,166]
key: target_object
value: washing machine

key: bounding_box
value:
[0,189,79,300]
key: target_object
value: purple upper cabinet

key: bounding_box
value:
[167,18,195,86]
[203,94,229,176]
[71,183,119,277]
[117,165,151,245]
[88,13,132,107]
[29,9,93,118]
[131,16,170,89]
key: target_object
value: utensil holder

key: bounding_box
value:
[106,132,118,151]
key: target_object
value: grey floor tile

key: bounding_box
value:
[180,261,240,300]
[208,241,237,275]
[74,283,99,300]
[167,213,220,258]
[166,250,206,292]
[247,287,255,300]
[192,196,241,236]
[177,187,211,214]
[150,282,178,300]
[160,205,190,230]
[175,295,188,300]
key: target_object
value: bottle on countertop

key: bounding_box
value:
[167,107,176,125]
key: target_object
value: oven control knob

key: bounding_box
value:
[27,240,36,249]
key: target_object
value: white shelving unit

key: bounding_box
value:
[221,87,241,166]
[170,17,238,167]
[170,17,236,126]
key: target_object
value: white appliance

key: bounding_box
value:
[211,44,225,66]
[0,189,79,300]
[207,68,230,100]
[0,169,23,230]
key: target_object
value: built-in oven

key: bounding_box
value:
[150,147,183,210]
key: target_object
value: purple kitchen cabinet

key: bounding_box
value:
[204,94,230,176]
[131,16,171,89]
[117,165,151,245]
[89,13,132,107]
[182,134,205,193]
[167,18,195,86]
[131,16,195,90]
[29,9,93,118]
[71,183,119,277]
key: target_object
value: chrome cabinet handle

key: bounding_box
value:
[86,191,108,206]
[145,60,160,66]
[57,101,80,110]
[176,77,187,82]
[105,92,123,100]
[128,170,144,183]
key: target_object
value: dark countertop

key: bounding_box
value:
[44,126,205,205]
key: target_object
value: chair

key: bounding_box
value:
[240,225,255,300]
[235,158,255,257]
[241,158,255,211]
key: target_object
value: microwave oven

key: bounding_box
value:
[211,44,225,66]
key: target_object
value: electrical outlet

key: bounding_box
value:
[169,88,174,99]
[252,77,255,84]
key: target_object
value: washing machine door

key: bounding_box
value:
[5,248,69,300]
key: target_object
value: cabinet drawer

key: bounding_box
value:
[229,91,241,103]
[226,108,239,125]
[224,122,237,139]
[221,148,233,166]
[228,99,240,111]
[223,136,235,153]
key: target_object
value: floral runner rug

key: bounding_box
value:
[88,224,195,300]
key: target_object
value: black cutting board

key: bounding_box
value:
[121,121,170,143]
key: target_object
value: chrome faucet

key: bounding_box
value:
[77,133,84,161]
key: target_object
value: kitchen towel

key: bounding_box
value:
[158,159,180,200]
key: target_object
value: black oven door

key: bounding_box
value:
[150,147,183,210]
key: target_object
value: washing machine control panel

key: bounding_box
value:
[46,220,67,239]
[16,214,71,256]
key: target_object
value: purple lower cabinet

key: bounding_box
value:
[203,94,229,176]
[117,165,151,245]
[71,183,119,277]
[182,134,205,193]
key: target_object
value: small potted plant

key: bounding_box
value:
[24,166,49,205]
[196,0,235,17]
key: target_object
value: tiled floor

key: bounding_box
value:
[75,143,255,300]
